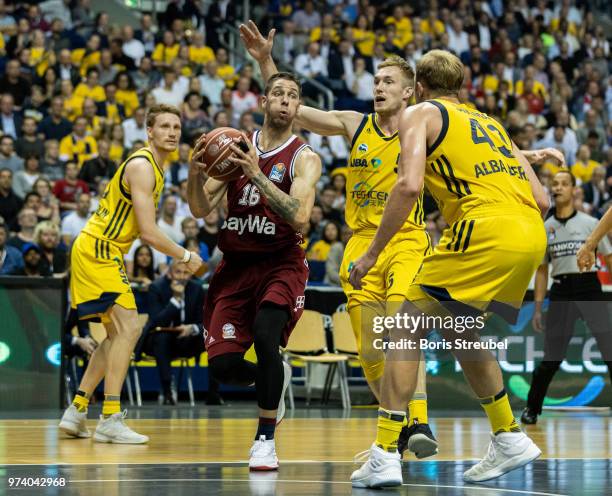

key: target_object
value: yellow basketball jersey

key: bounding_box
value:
[346,113,424,235]
[82,148,165,254]
[425,99,538,225]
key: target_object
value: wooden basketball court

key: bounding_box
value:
[1,406,610,495]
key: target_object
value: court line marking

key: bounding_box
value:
[65,478,569,495]
[1,457,609,466]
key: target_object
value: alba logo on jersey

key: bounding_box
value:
[222,214,276,235]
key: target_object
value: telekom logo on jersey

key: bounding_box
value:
[222,214,276,235]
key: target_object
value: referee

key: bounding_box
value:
[522,170,612,424]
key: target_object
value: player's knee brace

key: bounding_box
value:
[253,305,290,362]
[208,353,255,386]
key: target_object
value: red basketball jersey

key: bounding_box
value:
[218,130,310,255]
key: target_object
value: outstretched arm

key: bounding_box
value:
[349,104,430,289]
[521,147,565,167]
[229,133,321,231]
[239,19,363,140]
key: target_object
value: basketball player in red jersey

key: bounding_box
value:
[187,72,322,470]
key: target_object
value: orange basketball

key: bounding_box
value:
[201,127,248,182]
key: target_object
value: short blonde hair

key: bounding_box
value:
[416,49,464,94]
[377,55,415,87]
[34,221,60,245]
[146,103,181,128]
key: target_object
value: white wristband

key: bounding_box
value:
[182,249,191,263]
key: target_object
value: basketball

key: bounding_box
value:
[201,127,249,182]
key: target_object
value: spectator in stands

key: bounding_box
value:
[166,143,191,192]
[13,156,44,200]
[12,241,50,276]
[294,42,328,80]
[40,140,64,181]
[206,0,236,49]
[15,117,44,159]
[32,178,60,225]
[37,96,72,142]
[135,260,206,404]
[0,93,22,140]
[0,136,24,174]
[78,139,117,191]
[107,124,125,164]
[122,24,145,66]
[0,220,23,274]
[572,144,601,184]
[292,0,321,34]
[58,116,98,167]
[53,49,79,86]
[115,71,140,117]
[151,69,183,108]
[0,168,22,230]
[319,185,343,224]
[346,57,374,112]
[582,165,608,216]
[181,217,209,262]
[199,61,225,112]
[95,82,125,127]
[272,20,303,66]
[158,195,184,244]
[128,243,155,313]
[7,206,36,250]
[88,177,108,215]
[53,161,89,212]
[152,30,179,69]
[60,192,90,246]
[0,60,30,107]
[34,220,66,275]
[122,107,147,149]
[324,224,351,286]
[181,91,211,142]
[231,76,258,127]
[135,12,155,54]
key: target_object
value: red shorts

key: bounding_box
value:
[203,245,309,359]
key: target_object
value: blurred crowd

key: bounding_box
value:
[0,0,610,290]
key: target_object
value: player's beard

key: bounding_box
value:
[266,111,293,132]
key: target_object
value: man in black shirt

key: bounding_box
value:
[78,140,117,190]
[0,168,22,230]
[37,96,72,141]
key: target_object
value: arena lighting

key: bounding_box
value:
[45,343,61,367]
[0,341,10,364]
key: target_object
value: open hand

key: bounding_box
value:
[239,20,275,62]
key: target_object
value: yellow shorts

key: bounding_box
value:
[70,232,136,322]
[339,229,431,379]
[408,205,546,323]
[339,229,432,307]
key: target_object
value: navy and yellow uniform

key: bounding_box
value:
[407,99,547,320]
[338,113,430,380]
[70,148,165,321]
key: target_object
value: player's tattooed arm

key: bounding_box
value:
[229,135,322,230]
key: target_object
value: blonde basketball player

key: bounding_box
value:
[240,21,562,460]
[59,104,203,444]
[349,50,549,488]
